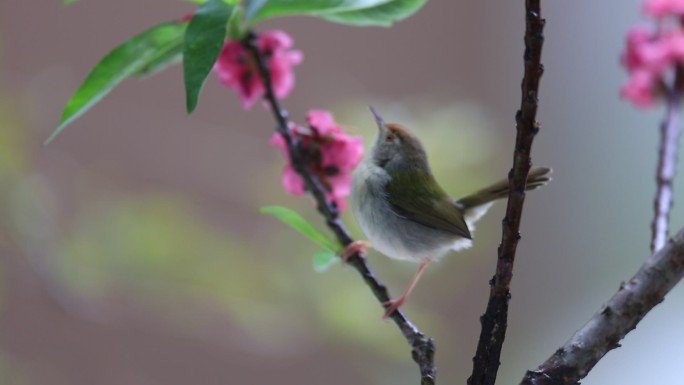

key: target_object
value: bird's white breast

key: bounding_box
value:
[351,160,471,263]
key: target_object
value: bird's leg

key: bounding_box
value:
[339,240,372,263]
[382,258,433,319]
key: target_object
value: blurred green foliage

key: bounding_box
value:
[0,100,28,180]
[56,196,257,300]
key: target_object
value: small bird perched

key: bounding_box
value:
[349,106,551,319]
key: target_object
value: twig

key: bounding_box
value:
[243,31,436,385]
[520,225,684,385]
[467,2,545,385]
[651,87,681,252]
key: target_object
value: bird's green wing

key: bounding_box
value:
[386,169,472,239]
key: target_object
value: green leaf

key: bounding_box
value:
[246,0,393,23]
[228,5,247,40]
[45,22,187,145]
[185,0,240,3]
[183,0,236,114]
[246,0,426,26]
[312,250,339,272]
[260,206,340,252]
[321,0,426,26]
[63,0,78,5]
[134,41,184,78]
[245,0,267,20]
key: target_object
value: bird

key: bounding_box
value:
[347,106,551,319]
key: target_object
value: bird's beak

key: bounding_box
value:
[369,105,386,132]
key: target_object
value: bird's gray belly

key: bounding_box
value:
[352,176,460,262]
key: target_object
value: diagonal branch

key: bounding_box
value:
[651,88,681,252]
[520,225,684,385]
[467,1,545,385]
[243,31,436,385]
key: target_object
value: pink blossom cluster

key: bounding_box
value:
[214,30,302,109]
[643,0,684,18]
[209,29,363,208]
[271,110,364,211]
[621,0,684,106]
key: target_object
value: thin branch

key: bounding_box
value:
[520,225,684,385]
[243,31,436,385]
[467,2,545,385]
[651,88,681,252]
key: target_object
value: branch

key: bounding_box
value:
[520,225,684,385]
[243,32,436,385]
[467,2,545,385]
[651,88,681,252]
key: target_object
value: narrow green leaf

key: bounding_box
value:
[313,250,339,272]
[245,0,267,20]
[134,40,184,78]
[45,22,187,145]
[186,0,239,3]
[183,0,235,113]
[63,0,78,5]
[246,0,426,27]
[228,5,247,40]
[321,0,426,26]
[260,206,339,252]
[246,0,393,24]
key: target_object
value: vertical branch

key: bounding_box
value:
[468,2,545,385]
[243,32,436,385]
[651,88,681,252]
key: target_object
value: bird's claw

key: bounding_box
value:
[382,296,406,320]
[339,240,372,263]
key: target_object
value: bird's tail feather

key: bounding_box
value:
[455,167,552,211]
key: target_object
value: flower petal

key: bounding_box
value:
[282,165,306,195]
[321,135,365,171]
[621,70,657,107]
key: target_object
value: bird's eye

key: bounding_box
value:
[384,134,393,142]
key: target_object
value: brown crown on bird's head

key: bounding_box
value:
[368,106,429,171]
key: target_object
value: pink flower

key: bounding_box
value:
[622,0,684,106]
[306,109,365,170]
[270,110,364,211]
[180,13,193,23]
[663,32,684,60]
[621,70,658,107]
[214,30,303,109]
[281,164,306,195]
[620,24,684,107]
[621,26,660,72]
[643,0,684,17]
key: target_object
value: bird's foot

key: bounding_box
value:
[382,296,407,320]
[339,240,372,263]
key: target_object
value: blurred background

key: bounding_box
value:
[1,1,684,384]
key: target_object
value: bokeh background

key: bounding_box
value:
[1,1,684,384]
